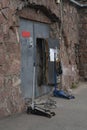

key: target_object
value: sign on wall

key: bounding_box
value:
[22,31,31,38]
[49,48,58,62]
[21,31,33,48]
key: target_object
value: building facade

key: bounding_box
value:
[0,0,87,117]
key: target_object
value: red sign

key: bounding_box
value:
[22,31,30,38]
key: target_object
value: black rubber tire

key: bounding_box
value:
[50,112,56,116]
[47,114,52,118]
[26,107,32,114]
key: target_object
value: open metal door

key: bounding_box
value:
[46,38,59,85]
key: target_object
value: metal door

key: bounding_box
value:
[20,19,34,98]
[34,22,50,39]
[20,19,50,98]
[34,22,50,97]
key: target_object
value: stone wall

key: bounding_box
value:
[0,0,79,117]
[0,0,25,118]
[50,2,79,90]
[60,2,79,89]
[78,9,87,80]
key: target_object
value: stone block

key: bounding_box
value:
[1,0,9,8]
[8,59,20,74]
[0,2,2,9]
[0,48,5,65]
[2,24,9,35]
[1,8,13,20]
[0,11,7,24]
[0,35,4,43]
[0,76,4,88]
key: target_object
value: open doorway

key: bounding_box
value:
[36,38,48,87]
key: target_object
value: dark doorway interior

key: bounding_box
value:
[36,38,48,86]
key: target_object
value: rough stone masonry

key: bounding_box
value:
[0,0,86,118]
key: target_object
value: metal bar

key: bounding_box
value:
[31,22,36,110]
[70,0,87,7]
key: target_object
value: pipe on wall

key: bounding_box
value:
[70,0,87,8]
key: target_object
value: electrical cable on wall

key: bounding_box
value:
[55,0,63,90]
